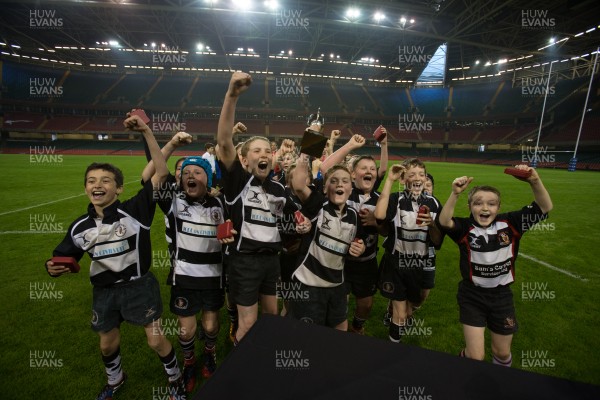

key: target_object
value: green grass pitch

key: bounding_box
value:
[1,153,598,399]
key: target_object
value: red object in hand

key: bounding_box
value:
[217,221,234,240]
[130,109,150,124]
[294,211,305,224]
[51,256,81,273]
[504,167,532,179]
[416,205,429,225]
[373,125,386,142]
[353,238,362,243]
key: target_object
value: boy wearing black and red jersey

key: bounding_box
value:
[438,164,552,367]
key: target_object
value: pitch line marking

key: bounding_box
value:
[520,252,588,282]
[0,180,140,217]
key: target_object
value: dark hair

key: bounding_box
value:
[468,185,501,206]
[426,173,434,187]
[174,157,186,170]
[84,163,124,187]
[205,143,215,150]
[401,158,427,172]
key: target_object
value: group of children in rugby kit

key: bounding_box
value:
[45,71,553,399]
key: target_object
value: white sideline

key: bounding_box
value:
[520,252,588,282]
[0,179,140,217]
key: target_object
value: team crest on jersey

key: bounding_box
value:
[247,189,262,204]
[211,209,222,222]
[114,224,127,237]
[321,216,332,231]
[382,281,395,294]
[469,235,482,249]
[91,310,99,326]
[498,232,510,246]
[178,205,192,217]
[174,297,189,310]
[504,316,516,329]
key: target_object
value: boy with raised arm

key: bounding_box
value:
[438,165,552,367]
[216,72,310,343]
[45,113,186,400]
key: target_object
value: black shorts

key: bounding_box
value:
[456,280,518,335]
[170,285,225,316]
[91,272,163,333]
[344,257,378,298]
[288,281,348,327]
[228,252,280,307]
[378,253,422,303]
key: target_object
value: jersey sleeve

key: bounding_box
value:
[119,179,157,227]
[443,216,471,243]
[221,159,248,201]
[505,201,548,235]
[156,173,177,214]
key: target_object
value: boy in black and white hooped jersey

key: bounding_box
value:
[375,159,444,344]
[216,71,311,344]
[289,162,366,330]
[45,113,186,400]
[438,165,552,368]
[153,156,227,393]
[318,132,389,334]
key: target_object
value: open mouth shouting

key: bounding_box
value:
[92,190,105,200]
[258,160,269,171]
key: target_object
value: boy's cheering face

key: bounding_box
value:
[352,158,378,193]
[469,190,500,228]
[404,165,427,196]
[182,165,208,199]
[242,138,273,181]
[325,168,353,208]
[85,169,123,210]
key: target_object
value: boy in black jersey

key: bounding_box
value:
[216,72,310,343]
[45,114,186,400]
[319,132,389,334]
[375,159,444,343]
[438,165,553,367]
[288,162,366,330]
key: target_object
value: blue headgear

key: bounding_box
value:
[180,157,213,188]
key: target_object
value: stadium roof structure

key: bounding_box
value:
[0,0,599,84]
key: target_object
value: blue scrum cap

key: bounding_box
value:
[180,157,213,188]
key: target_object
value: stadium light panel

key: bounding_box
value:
[346,8,360,19]
[264,0,278,10]
[400,17,407,23]
[232,0,252,10]
[373,12,385,22]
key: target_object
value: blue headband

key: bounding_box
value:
[180,157,213,188]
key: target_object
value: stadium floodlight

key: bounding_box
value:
[373,12,385,23]
[346,7,360,20]
[475,60,480,65]
[264,0,278,10]
[288,50,293,55]
[151,42,156,47]
[197,43,204,51]
[400,17,407,24]
[549,38,555,44]
[232,0,252,10]
[484,61,491,66]
[410,18,415,23]
[108,40,119,47]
